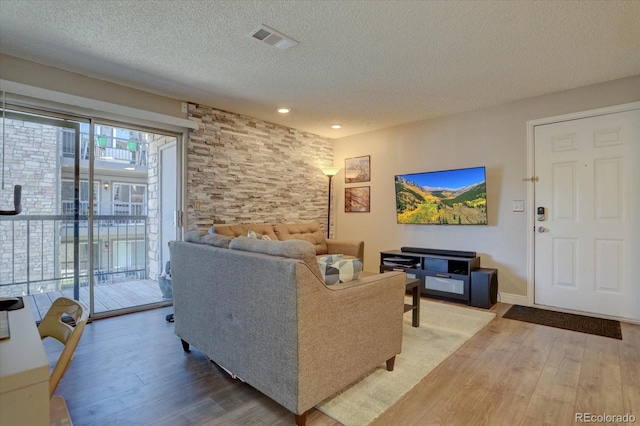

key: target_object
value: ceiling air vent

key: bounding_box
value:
[248,25,298,51]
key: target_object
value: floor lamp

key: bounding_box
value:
[321,167,341,238]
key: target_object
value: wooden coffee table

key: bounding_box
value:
[405,278,420,327]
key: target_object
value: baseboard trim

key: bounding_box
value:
[498,292,528,306]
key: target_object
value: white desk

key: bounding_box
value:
[0,302,50,425]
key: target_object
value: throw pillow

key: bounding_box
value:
[318,258,363,285]
[247,230,272,240]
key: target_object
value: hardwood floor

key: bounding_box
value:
[46,302,639,425]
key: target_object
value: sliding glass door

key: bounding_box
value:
[0,103,182,319]
[89,121,181,315]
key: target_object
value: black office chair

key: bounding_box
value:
[0,185,22,216]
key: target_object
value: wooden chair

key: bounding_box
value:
[38,297,89,397]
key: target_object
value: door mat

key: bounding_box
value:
[502,305,622,340]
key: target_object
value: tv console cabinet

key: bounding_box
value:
[380,248,486,305]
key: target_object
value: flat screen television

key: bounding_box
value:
[395,166,487,225]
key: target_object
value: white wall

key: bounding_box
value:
[333,75,640,298]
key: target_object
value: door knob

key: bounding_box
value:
[538,226,546,233]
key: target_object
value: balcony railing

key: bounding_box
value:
[62,132,149,167]
[61,202,146,224]
[0,214,148,297]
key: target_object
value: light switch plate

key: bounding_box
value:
[512,200,525,212]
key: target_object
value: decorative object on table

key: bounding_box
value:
[345,186,370,212]
[345,155,370,183]
[320,166,341,238]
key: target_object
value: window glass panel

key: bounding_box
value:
[61,128,75,158]
[131,185,145,203]
[80,181,89,202]
[61,180,74,202]
[114,184,130,202]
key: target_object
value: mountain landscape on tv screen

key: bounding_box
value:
[395,175,487,225]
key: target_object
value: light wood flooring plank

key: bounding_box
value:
[619,323,640,418]
[520,328,586,425]
[474,323,558,426]
[574,334,625,422]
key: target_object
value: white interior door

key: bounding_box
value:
[160,142,179,273]
[534,108,640,321]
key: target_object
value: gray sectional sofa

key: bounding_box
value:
[169,229,406,425]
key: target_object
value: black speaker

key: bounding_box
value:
[470,268,498,309]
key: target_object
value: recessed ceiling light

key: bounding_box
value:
[278,108,290,114]
[331,124,342,129]
[124,167,135,171]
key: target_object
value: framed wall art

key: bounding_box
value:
[345,186,370,212]
[345,155,370,183]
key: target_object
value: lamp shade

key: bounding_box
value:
[321,167,341,177]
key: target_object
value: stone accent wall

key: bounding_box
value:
[187,106,335,235]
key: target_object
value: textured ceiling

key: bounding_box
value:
[1,1,639,138]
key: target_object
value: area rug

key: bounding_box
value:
[502,305,622,340]
[316,299,495,426]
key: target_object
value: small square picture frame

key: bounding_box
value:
[345,155,371,183]
[345,186,370,212]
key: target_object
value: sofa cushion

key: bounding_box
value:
[184,229,206,243]
[229,236,323,280]
[318,258,363,285]
[214,224,279,241]
[273,222,328,255]
[201,233,234,248]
